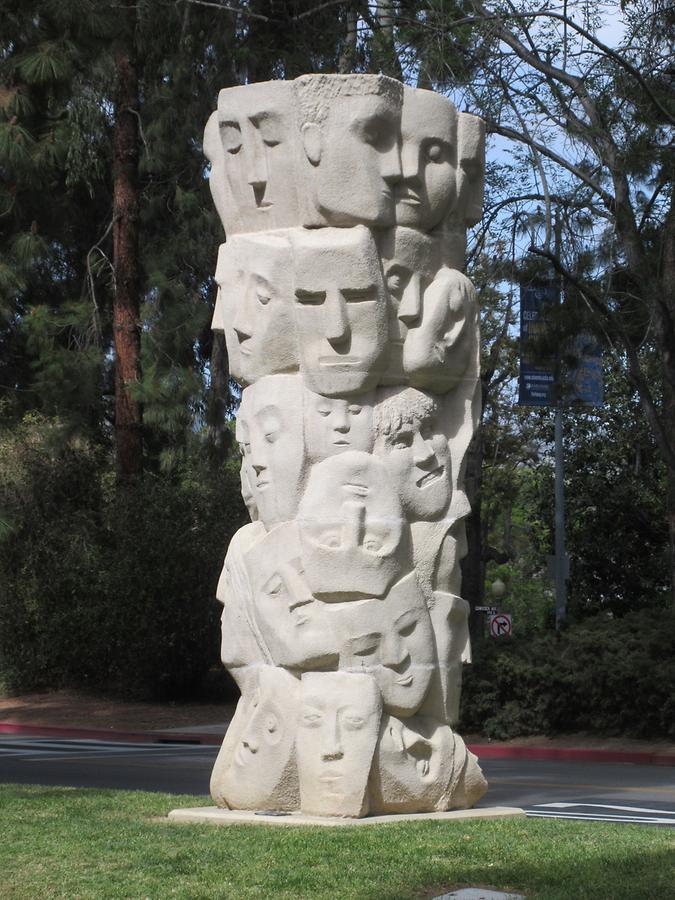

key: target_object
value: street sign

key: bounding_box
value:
[489,613,512,637]
[475,605,498,615]
[518,283,558,406]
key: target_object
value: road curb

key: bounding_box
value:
[0,722,223,745]
[469,743,675,767]
[2,721,674,766]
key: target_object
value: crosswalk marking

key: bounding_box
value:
[526,802,675,826]
[0,738,210,762]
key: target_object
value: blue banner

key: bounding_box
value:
[518,283,558,406]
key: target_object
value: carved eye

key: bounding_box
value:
[317,407,331,417]
[266,716,278,734]
[295,290,325,305]
[220,122,242,154]
[263,137,280,148]
[263,575,283,597]
[387,273,403,294]
[363,538,382,552]
[343,716,366,730]
[399,620,417,637]
[302,713,322,727]
[426,141,444,162]
[348,405,362,416]
[392,431,413,450]
[257,292,271,306]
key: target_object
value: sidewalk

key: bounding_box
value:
[2,689,674,766]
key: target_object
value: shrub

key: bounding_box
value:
[0,415,247,699]
[460,608,675,739]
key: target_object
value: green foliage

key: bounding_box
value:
[0,414,247,699]
[461,606,675,739]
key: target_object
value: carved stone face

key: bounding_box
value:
[245,523,337,670]
[337,572,434,717]
[214,666,300,811]
[236,375,306,530]
[216,522,267,671]
[374,389,451,521]
[296,75,403,227]
[304,389,374,461]
[403,268,476,394]
[378,228,444,382]
[298,671,381,817]
[370,714,455,813]
[217,81,301,232]
[292,226,388,396]
[216,234,298,386]
[298,451,406,601]
[396,88,457,231]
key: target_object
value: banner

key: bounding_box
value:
[518,283,558,406]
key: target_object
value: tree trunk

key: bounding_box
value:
[206,329,231,462]
[112,36,142,477]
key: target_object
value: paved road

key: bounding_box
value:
[2,737,675,826]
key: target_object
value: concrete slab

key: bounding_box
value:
[167,806,525,828]
[433,891,525,899]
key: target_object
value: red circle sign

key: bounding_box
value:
[490,613,512,637]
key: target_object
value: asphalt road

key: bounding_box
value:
[2,736,675,826]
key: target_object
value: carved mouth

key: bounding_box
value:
[318,356,360,367]
[256,479,271,490]
[319,772,343,783]
[397,190,421,206]
[395,674,413,687]
[333,438,350,446]
[239,345,252,356]
[416,466,443,488]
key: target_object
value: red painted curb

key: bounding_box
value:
[468,743,675,767]
[0,722,223,745]
[2,722,674,766]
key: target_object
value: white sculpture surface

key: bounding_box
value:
[207,74,486,818]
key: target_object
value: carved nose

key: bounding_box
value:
[398,275,422,325]
[333,409,350,433]
[381,141,402,184]
[324,294,350,345]
[249,180,268,207]
[413,432,435,467]
[401,144,420,182]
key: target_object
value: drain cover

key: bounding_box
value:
[433,891,525,900]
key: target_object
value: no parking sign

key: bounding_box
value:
[489,613,513,637]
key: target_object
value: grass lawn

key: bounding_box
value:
[2,785,673,899]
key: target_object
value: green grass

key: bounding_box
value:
[1,786,673,899]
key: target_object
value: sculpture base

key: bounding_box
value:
[167,806,525,828]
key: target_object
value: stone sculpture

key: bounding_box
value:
[207,74,487,818]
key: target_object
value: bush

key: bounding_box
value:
[0,414,247,700]
[460,607,675,739]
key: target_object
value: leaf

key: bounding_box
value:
[15,41,75,85]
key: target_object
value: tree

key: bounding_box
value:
[455,0,675,597]
[362,0,674,601]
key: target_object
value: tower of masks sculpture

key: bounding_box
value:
[205,75,487,818]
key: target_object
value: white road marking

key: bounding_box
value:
[528,811,675,825]
[538,801,675,816]
[0,738,210,763]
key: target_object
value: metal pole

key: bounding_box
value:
[554,400,567,628]
[553,206,567,628]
